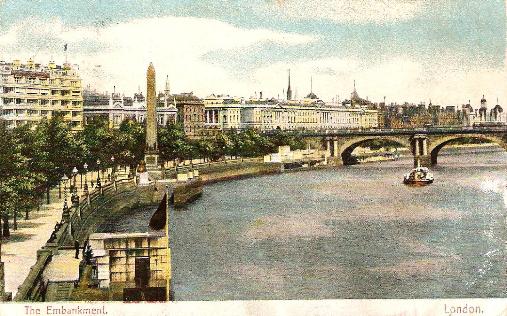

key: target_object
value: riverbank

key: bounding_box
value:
[173,143,505,193]
[355,143,503,163]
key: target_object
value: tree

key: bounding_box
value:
[80,117,115,169]
[268,129,306,152]
[115,119,145,169]
[0,121,38,236]
[34,115,85,203]
[12,124,48,218]
[159,123,191,164]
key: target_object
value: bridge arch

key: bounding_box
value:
[337,136,411,165]
[428,134,507,165]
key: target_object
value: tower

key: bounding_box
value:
[479,94,487,121]
[164,75,170,107]
[145,62,159,169]
[481,94,487,108]
[286,69,292,101]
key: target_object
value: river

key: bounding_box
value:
[167,147,507,300]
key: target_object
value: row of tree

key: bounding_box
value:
[0,115,306,237]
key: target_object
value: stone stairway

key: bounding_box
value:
[45,282,74,301]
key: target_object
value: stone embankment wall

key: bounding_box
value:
[14,177,166,302]
[173,179,203,207]
[181,161,282,185]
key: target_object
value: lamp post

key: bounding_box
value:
[71,167,79,206]
[83,163,89,195]
[61,174,70,222]
[96,159,101,189]
[72,167,78,191]
[111,156,115,181]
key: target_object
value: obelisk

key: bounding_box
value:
[145,62,159,170]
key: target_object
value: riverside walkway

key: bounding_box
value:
[1,168,123,296]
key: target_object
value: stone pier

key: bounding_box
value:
[412,134,430,167]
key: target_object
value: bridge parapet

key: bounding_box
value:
[311,128,507,167]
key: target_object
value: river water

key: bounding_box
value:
[166,147,507,300]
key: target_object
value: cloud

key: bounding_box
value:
[0,16,314,95]
[0,13,504,106]
[269,0,429,24]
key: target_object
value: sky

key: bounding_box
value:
[0,0,505,106]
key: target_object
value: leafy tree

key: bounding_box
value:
[115,119,145,169]
[79,117,115,169]
[34,115,85,202]
[0,121,38,236]
[159,123,190,164]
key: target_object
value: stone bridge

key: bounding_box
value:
[297,126,507,167]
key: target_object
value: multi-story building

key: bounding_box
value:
[204,94,242,131]
[174,92,205,137]
[0,59,83,130]
[83,88,177,128]
[203,88,379,132]
[458,96,504,126]
[240,101,378,131]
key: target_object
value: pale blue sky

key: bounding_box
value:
[0,0,505,104]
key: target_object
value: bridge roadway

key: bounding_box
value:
[266,126,507,166]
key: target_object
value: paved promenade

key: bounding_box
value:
[1,168,119,296]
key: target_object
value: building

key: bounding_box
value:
[88,231,169,300]
[83,88,177,128]
[0,59,83,130]
[460,95,505,126]
[381,101,463,128]
[240,101,378,131]
[174,92,205,137]
[204,94,242,131]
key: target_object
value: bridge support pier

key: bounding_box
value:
[333,140,338,157]
[412,134,430,167]
[325,139,343,165]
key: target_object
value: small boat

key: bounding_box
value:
[403,167,434,185]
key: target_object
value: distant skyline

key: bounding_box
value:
[0,1,505,106]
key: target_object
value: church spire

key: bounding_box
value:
[165,75,170,95]
[164,75,170,107]
[286,69,292,100]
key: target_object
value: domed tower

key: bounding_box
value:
[479,95,487,121]
[491,97,503,122]
[462,100,473,126]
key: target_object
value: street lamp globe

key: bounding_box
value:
[83,163,88,170]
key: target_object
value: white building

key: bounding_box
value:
[203,94,242,130]
[83,90,177,128]
[242,102,378,131]
[461,96,505,126]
